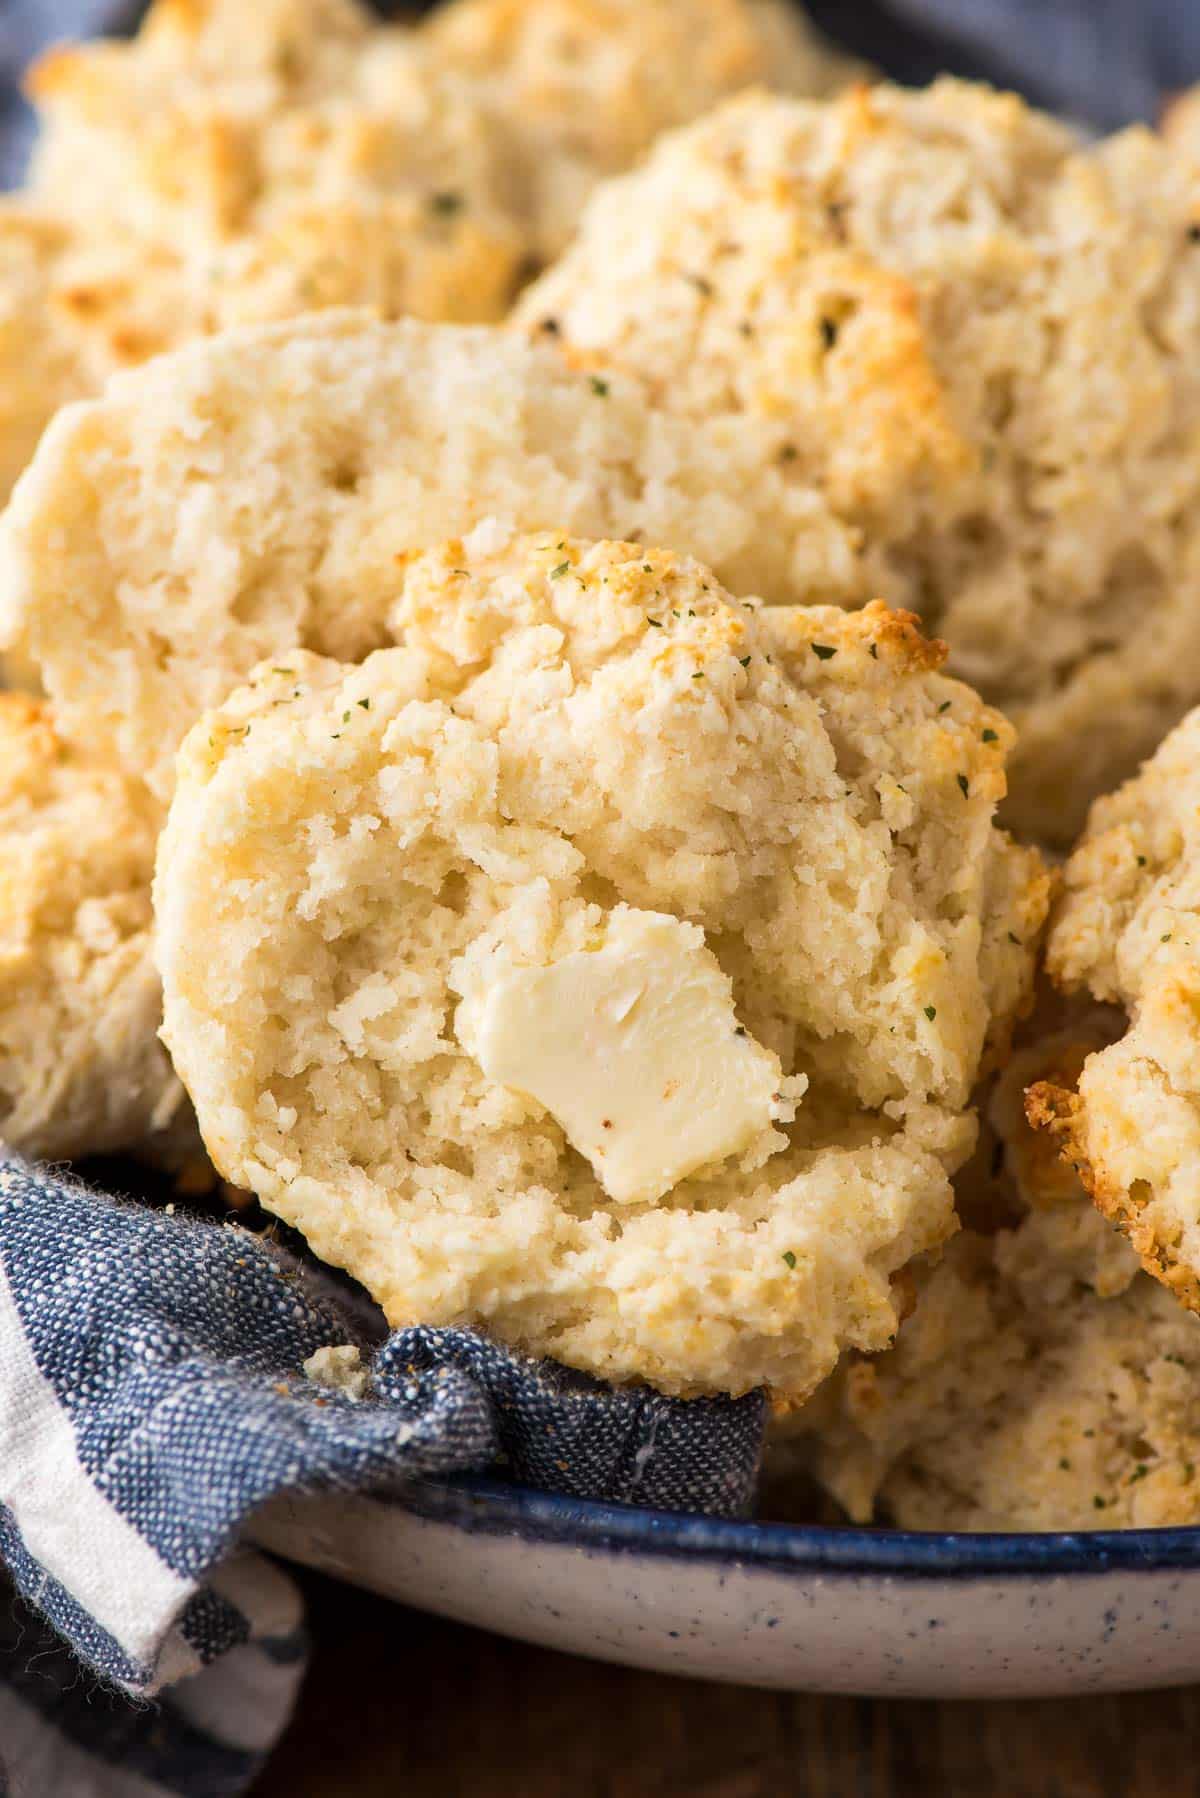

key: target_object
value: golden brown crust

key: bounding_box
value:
[517,80,1200,842]
[1038,705,1200,1315]
[765,598,950,676]
[1027,1075,1200,1316]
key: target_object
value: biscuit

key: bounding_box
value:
[773,1008,1173,1530]
[0,209,94,507]
[1032,707,1200,1309]
[26,0,859,332]
[27,0,526,327]
[516,80,1200,842]
[0,694,187,1161]
[1161,84,1200,162]
[425,0,863,257]
[791,1213,1200,1531]
[0,0,860,511]
[959,1008,1136,1293]
[0,312,954,802]
[154,534,1045,1397]
[0,3,530,502]
[0,203,202,509]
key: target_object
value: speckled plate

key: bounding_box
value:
[252,1478,1200,1698]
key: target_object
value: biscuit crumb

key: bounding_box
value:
[302,1344,370,1402]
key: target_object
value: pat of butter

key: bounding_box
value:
[464,908,799,1204]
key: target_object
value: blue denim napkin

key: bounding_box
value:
[0,1157,763,1795]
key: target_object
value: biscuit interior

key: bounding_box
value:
[154,534,1047,1398]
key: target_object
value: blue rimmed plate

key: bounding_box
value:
[252,1478,1200,1698]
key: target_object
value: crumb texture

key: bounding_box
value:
[0,0,858,503]
[155,534,1045,1397]
[518,79,1200,840]
[789,1209,1200,1531]
[424,0,862,256]
[0,694,185,1159]
[2,313,1057,804]
[1036,708,1200,1310]
[775,1008,1200,1531]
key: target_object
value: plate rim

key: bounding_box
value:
[395,1475,1200,1578]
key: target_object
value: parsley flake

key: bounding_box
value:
[781,1250,797,1270]
[956,773,969,798]
[430,190,463,216]
[981,728,998,743]
[739,655,752,668]
[923,1006,937,1021]
[357,698,371,710]
[811,643,837,660]
[550,562,570,579]
[589,376,610,397]
[938,700,951,713]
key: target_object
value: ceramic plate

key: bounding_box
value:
[252,1478,1200,1698]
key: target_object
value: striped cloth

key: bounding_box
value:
[0,1158,764,1795]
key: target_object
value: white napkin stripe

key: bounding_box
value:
[0,1257,192,1667]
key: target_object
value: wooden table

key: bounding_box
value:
[253,1568,1200,1796]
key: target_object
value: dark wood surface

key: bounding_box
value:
[253,1568,1200,1796]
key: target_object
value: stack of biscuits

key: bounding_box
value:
[6,0,1200,1532]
